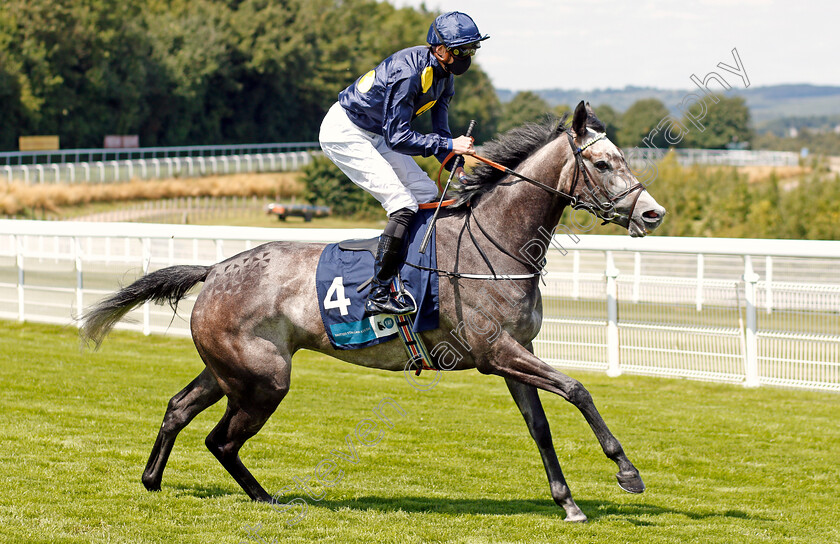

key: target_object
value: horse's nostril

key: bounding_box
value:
[642,210,660,220]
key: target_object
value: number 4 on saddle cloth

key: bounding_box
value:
[315,204,448,370]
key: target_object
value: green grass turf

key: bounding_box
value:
[1,321,838,543]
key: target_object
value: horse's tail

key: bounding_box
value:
[80,265,211,349]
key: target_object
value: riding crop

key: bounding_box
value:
[419,119,475,254]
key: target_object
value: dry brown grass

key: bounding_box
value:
[736,165,808,184]
[0,173,303,217]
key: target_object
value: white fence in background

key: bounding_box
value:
[0,220,838,392]
[1,151,316,184]
[0,142,320,166]
[0,145,803,184]
[624,148,800,167]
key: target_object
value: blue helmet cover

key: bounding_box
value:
[426,11,489,48]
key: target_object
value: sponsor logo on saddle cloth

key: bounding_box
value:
[315,208,440,350]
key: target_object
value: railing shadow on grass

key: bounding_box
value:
[168,487,764,525]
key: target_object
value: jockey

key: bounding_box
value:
[319,11,488,316]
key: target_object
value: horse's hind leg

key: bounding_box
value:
[505,377,587,522]
[142,367,224,491]
[204,376,289,502]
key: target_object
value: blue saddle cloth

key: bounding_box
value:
[315,209,439,350]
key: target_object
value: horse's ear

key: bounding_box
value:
[572,100,587,139]
[584,101,606,133]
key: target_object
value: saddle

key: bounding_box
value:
[338,200,455,255]
[337,199,456,293]
[315,202,453,373]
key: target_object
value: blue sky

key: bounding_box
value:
[392,0,839,92]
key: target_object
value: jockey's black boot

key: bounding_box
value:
[365,232,416,316]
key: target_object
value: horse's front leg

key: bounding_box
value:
[484,334,645,495]
[506,372,587,522]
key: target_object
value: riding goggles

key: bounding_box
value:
[449,43,480,57]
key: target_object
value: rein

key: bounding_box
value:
[470,130,647,225]
[419,128,649,280]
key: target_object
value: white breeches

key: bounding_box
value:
[318,102,438,215]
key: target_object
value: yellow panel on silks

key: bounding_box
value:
[420,66,433,94]
[415,100,437,116]
[357,70,376,93]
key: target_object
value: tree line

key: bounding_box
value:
[0,0,500,151]
[498,91,754,150]
[2,0,762,154]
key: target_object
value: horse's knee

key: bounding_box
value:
[567,379,592,407]
[160,405,184,434]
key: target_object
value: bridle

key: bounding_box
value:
[563,132,648,225]
[471,129,648,226]
[412,128,651,281]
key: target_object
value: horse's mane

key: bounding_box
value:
[451,113,571,208]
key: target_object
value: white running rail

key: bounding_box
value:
[1,220,837,392]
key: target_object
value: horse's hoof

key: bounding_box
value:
[564,510,588,523]
[616,470,645,494]
[142,474,161,492]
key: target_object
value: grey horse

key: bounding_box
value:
[81,101,666,522]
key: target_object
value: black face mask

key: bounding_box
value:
[446,54,471,76]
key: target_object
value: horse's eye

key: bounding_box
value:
[594,161,610,171]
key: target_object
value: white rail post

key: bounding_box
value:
[3,165,11,183]
[571,250,580,300]
[632,251,641,303]
[68,163,75,183]
[23,165,30,185]
[83,163,90,182]
[37,164,45,183]
[52,164,60,183]
[142,237,152,335]
[73,237,83,320]
[765,256,773,314]
[696,253,705,312]
[15,234,25,321]
[605,250,621,377]
[743,255,760,387]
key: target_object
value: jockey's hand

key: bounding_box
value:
[451,135,475,155]
[455,166,468,182]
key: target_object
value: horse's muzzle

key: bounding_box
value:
[629,203,666,237]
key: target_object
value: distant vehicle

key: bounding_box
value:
[265,202,331,222]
